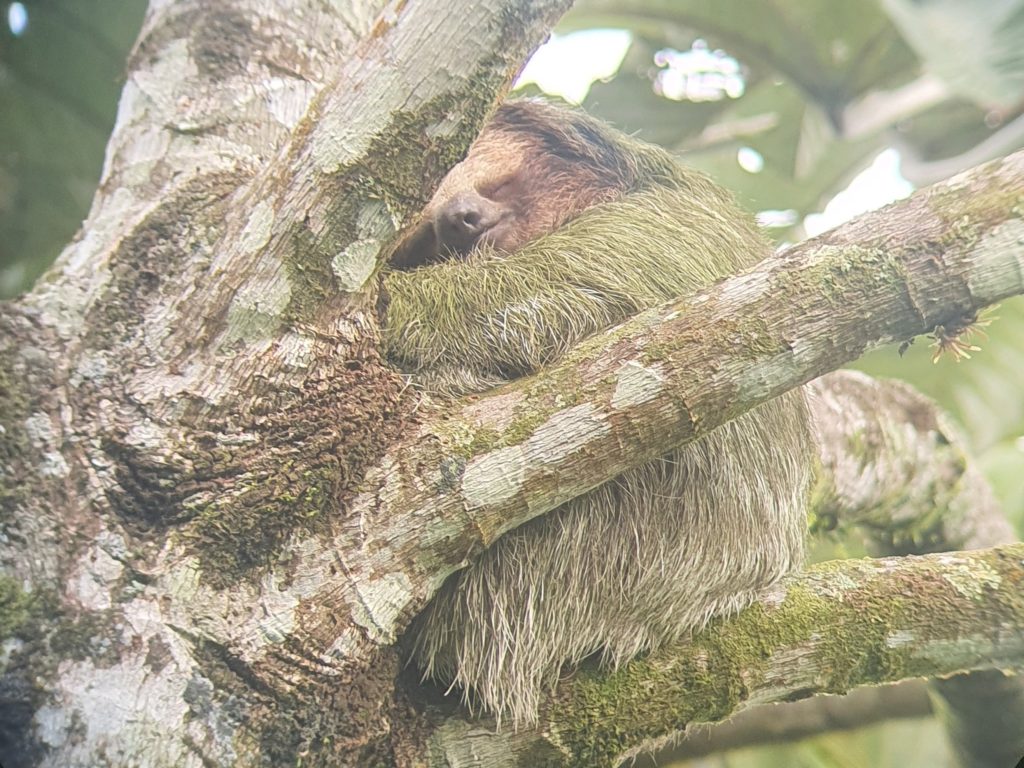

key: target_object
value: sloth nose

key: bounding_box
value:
[435,193,499,254]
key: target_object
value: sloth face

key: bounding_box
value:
[389,103,626,269]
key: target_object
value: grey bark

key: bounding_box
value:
[0,0,573,765]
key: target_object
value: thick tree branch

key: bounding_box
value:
[810,370,1013,552]
[415,370,1022,764]
[1,1,576,765]
[810,369,1024,767]
[423,543,1024,767]
[4,0,1022,764]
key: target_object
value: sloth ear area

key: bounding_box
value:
[476,168,521,198]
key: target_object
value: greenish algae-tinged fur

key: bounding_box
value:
[385,101,813,728]
[282,87,501,324]
[385,182,772,394]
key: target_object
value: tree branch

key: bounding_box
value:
[6,0,1022,764]
[423,543,1024,767]
[810,370,1013,552]
[0,1,576,765]
[810,369,1024,768]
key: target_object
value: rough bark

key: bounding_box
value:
[1,1,1022,767]
[599,370,1018,766]
[810,370,1012,552]
[1,0,573,765]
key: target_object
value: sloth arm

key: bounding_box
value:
[383,183,770,390]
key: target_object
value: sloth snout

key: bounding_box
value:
[435,192,501,255]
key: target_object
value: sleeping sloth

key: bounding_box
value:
[384,100,813,726]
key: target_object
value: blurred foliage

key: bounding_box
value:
[700,717,949,768]
[856,295,1024,537]
[880,0,1024,110]
[0,0,146,297]
[563,0,1024,225]
[2,1,1023,765]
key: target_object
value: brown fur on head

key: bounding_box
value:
[390,101,634,268]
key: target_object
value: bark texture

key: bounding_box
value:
[811,370,1024,768]
[423,544,1024,767]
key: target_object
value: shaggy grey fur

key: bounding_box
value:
[385,101,813,727]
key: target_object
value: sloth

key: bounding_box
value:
[383,100,813,726]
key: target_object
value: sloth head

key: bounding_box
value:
[390,101,640,268]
